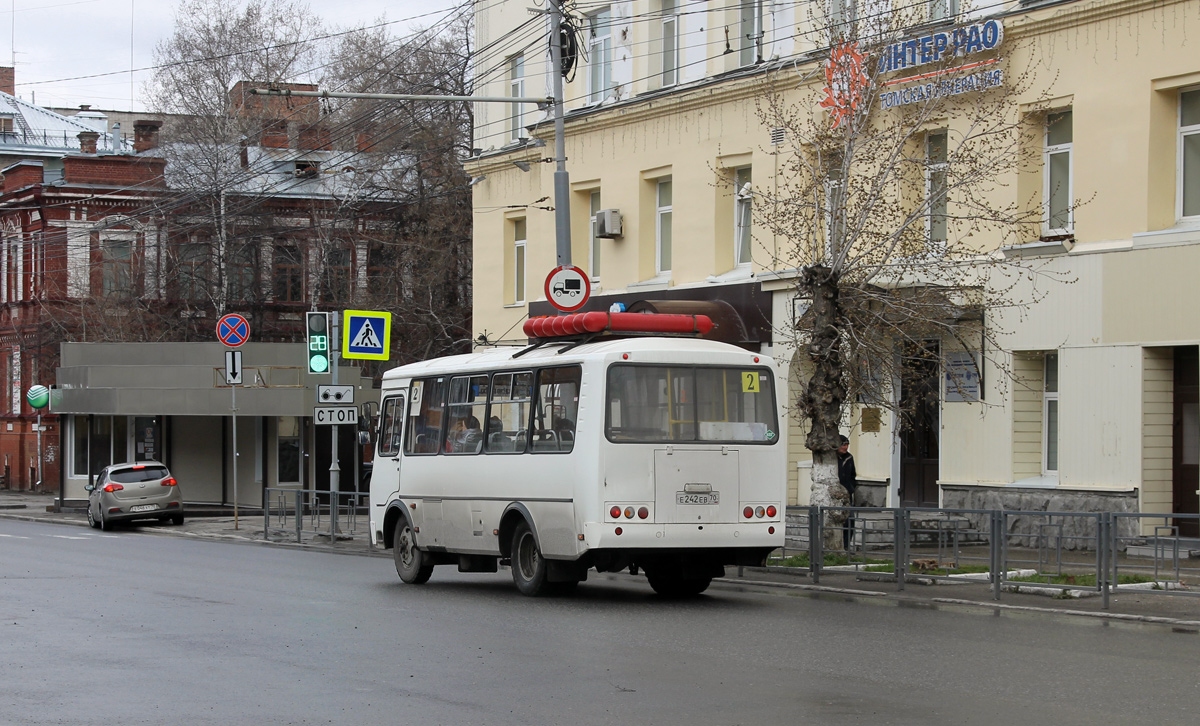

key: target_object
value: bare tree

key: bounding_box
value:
[750,7,1069,544]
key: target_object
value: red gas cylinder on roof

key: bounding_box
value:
[522,312,714,339]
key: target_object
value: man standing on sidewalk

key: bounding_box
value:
[838,435,858,550]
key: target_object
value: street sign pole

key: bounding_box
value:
[232,376,238,530]
[329,313,340,541]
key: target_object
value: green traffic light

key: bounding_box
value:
[309,354,329,373]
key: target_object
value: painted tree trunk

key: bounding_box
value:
[800,265,851,550]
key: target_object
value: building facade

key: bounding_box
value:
[468,0,1200,527]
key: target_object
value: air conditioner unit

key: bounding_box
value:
[594,208,622,239]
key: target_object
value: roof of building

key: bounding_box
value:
[0,93,125,155]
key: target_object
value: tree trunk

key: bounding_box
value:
[800,265,850,550]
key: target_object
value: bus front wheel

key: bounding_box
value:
[394,519,434,585]
[511,521,551,596]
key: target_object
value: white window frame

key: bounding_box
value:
[588,191,601,282]
[661,0,678,86]
[1179,86,1200,221]
[928,0,959,22]
[587,9,613,104]
[1043,109,1073,235]
[514,219,527,305]
[925,130,949,256]
[656,179,673,275]
[1042,352,1059,475]
[509,54,526,142]
[740,0,763,67]
[734,167,753,267]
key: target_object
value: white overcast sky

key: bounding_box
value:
[5,0,463,112]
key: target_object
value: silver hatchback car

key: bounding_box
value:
[86,462,185,530]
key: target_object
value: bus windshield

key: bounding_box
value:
[605,364,777,444]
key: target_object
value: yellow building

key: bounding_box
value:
[468,0,1200,530]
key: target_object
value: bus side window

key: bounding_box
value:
[532,366,581,453]
[377,397,404,457]
[405,377,449,455]
[445,375,488,454]
[486,371,532,454]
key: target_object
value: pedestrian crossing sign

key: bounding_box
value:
[341,310,392,360]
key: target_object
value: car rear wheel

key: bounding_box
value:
[171,514,185,526]
[98,509,113,532]
[393,518,433,584]
[511,521,551,596]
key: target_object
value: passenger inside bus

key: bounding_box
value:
[448,415,483,454]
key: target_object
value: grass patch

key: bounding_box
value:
[1008,572,1157,588]
[862,563,992,576]
[767,553,889,568]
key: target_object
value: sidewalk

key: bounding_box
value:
[4,489,1199,626]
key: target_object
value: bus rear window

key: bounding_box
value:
[605,365,777,444]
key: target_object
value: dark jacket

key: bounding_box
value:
[837,451,858,496]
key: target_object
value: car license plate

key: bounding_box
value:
[129,504,158,512]
[676,492,719,505]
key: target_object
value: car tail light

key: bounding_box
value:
[161,477,177,487]
[103,483,124,493]
[623,506,635,519]
[610,506,621,519]
[637,507,649,519]
[743,506,753,519]
[132,465,145,470]
[766,505,777,518]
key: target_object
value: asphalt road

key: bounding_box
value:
[2,517,1197,726]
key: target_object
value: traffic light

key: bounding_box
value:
[306,312,331,374]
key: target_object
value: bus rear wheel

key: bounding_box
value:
[646,571,712,598]
[394,519,433,585]
[511,521,551,596]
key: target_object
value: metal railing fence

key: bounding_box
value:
[263,487,370,544]
[783,505,1200,609]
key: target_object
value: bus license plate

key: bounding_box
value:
[676,492,719,505]
[129,504,158,512]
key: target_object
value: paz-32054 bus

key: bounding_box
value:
[368,313,786,597]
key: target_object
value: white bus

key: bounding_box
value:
[368,327,786,597]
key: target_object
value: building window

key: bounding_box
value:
[322,244,352,304]
[276,416,300,484]
[1180,87,1200,219]
[929,0,959,21]
[101,238,132,297]
[926,130,948,254]
[1043,352,1059,474]
[509,54,526,142]
[366,241,395,301]
[734,167,753,266]
[656,179,673,275]
[589,191,601,281]
[176,241,208,301]
[273,243,303,303]
[740,0,763,66]
[588,9,613,104]
[514,218,527,304]
[1044,110,1073,234]
[226,241,258,302]
[661,0,678,85]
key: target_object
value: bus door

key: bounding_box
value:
[374,393,406,507]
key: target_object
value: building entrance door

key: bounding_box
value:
[900,343,940,508]
[1173,346,1199,537]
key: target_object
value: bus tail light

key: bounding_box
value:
[623,506,635,519]
[615,527,623,536]
[769,526,775,534]
[766,505,777,518]
[610,506,622,519]
[755,506,765,518]
[743,506,753,519]
[637,507,649,519]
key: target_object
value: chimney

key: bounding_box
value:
[0,67,14,96]
[133,119,163,153]
[77,131,99,154]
